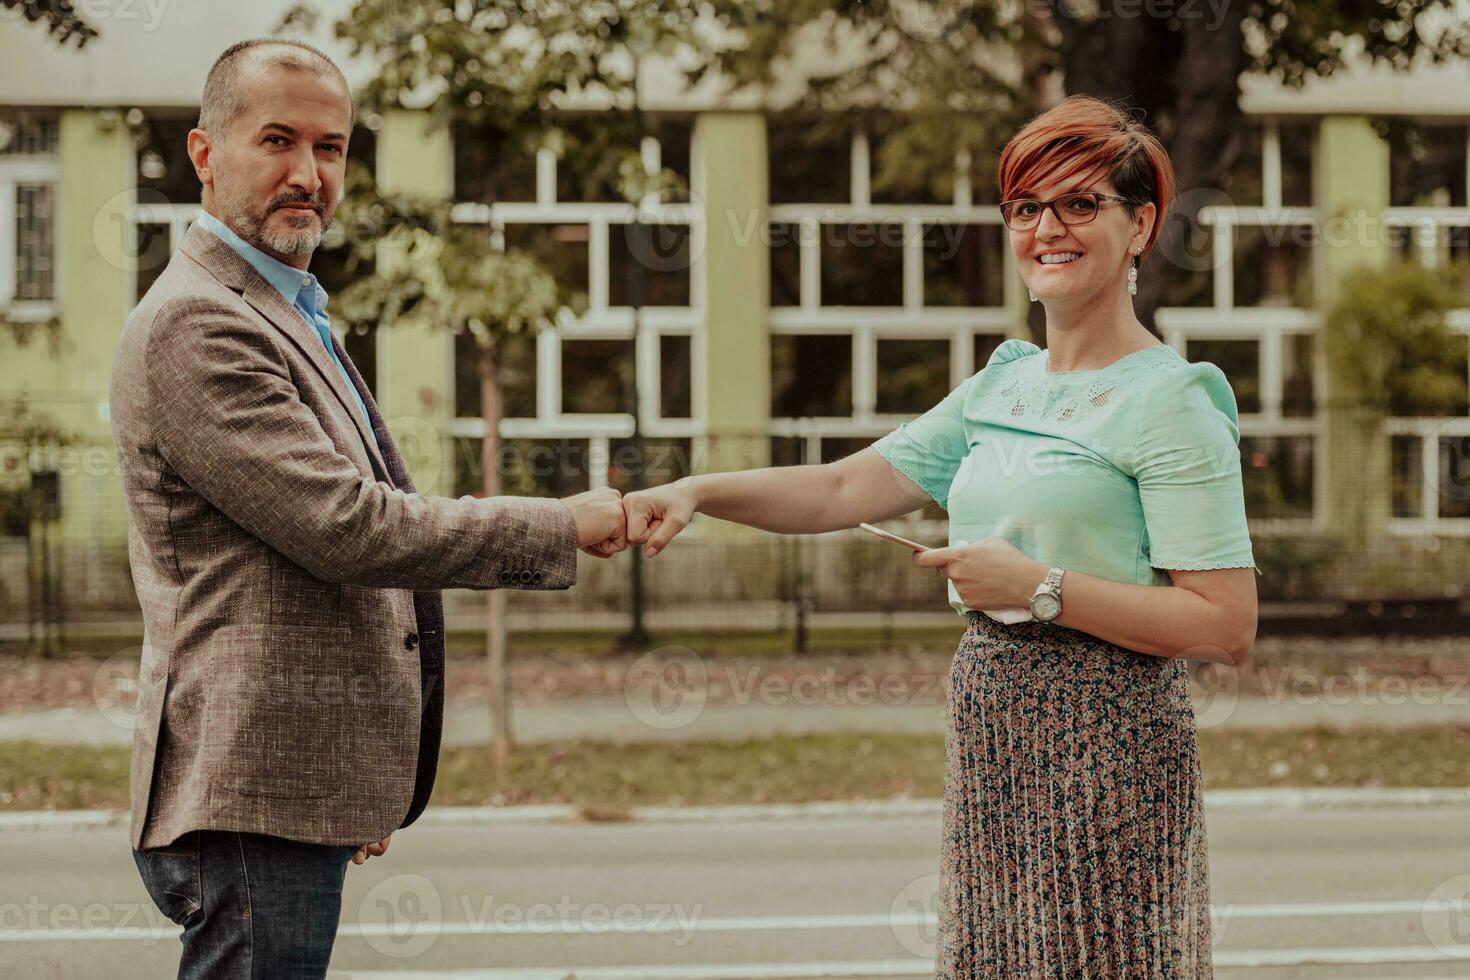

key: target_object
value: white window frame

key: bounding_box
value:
[0,156,61,320]
[1156,117,1325,535]
[766,129,1017,533]
[448,138,704,494]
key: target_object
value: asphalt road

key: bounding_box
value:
[2,804,1468,979]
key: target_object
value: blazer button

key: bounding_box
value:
[519,569,534,584]
[532,571,543,583]
[405,632,419,650]
[498,570,512,584]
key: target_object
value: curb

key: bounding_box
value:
[4,787,1470,832]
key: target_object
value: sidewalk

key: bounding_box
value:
[1,689,1465,748]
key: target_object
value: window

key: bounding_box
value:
[0,112,59,315]
[449,121,701,497]
[766,123,1015,531]
[1157,117,1322,530]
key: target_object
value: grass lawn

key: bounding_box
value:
[2,726,1467,815]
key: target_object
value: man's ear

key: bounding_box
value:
[186,128,214,193]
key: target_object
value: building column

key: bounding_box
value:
[372,109,456,495]
[1315,116,1391,552]
[57,108,135,606]
[691,112,769,475]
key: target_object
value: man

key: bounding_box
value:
[109,38,626,977]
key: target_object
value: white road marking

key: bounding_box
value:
[1,899,1467,942]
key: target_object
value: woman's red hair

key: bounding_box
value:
[997,95,1175,257]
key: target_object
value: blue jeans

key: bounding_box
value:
[132,830,359,979]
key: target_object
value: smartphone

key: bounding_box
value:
[858,522,929,552]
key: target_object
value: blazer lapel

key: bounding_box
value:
[181,224,392,480]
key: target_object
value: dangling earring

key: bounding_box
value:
[1028,288,1038,302]
[1127,252,1139,297]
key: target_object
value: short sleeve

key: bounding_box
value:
[1131,363,1261,574]
[869,338,1037,509]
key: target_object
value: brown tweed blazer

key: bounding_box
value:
[109,223,579,850]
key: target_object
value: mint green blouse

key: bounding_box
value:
[871,338,1261,618]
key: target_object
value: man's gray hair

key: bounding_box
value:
[199,39,352,136]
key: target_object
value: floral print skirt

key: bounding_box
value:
[939,611,1213,978]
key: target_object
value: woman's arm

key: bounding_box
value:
[624,447,931,556]
[922,539,1259,667]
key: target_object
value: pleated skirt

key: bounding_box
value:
[939,611,1213,978]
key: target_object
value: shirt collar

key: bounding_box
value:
[197,211,323,313]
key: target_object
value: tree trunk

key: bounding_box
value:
[480,343,512,770]
[1053,5,1252,332]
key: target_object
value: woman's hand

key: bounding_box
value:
[914,537,1049,609]
[623,478,699,558]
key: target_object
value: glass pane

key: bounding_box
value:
[1153,230,1213,308]
[556,118,643,203]
[0,111,59,156]
[768,118,852,204]
[342,323,377,399]
[454,329,537,419]
[609,224,691,307]
[820,437,871,464]
[869,128,944,205]
[133,112,200,204]
[974,333,1006,373]
[1391,435,1423,518]
[502,223,589,293]
[1220,123,1263,205]
[822,223,904,306]
[562,339,634,415]
[770,436,809,467]
[924,223,1004,307]
[769,221,801,306]
[655,117,693,204]
[1241,435,1314,519]
[659,334,692,419]
[134,222,172,305]
[1280,122,1314,206]
[14,184,55,302]
[455,437,592,498]
[610,437,693,492]
[453,119,537,203]
[876,339,950,415]
[1185,338,1261,414]
[1281,332,1316,417]
[1390,123,1468,208]
[1233,224,1314,308]
[1440,436,1470,518]
[771,335,852,417]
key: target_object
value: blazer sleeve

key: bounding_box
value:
[143,297,579,591]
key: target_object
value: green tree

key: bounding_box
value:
[282,0,717,765]
[1,0,98,47]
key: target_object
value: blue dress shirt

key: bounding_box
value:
[196,213,375,437]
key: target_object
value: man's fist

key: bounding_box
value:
[565,486,628,557]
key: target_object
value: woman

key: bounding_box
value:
[623,95,1259,977]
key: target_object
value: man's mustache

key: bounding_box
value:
[269,193,326,215]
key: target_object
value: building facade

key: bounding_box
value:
[2,6,1468,626]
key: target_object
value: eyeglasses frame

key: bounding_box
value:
[997,191,1134,231]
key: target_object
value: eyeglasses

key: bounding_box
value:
[998,191,1131,231]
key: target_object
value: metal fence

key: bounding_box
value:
[1,418,1467,650]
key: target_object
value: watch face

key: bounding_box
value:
[1032,592,1061,620]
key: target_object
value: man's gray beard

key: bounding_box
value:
[220,189,330,259]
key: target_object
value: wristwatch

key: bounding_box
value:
[1028,566,1065,622]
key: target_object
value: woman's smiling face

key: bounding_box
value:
[1007,173,1154,307]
